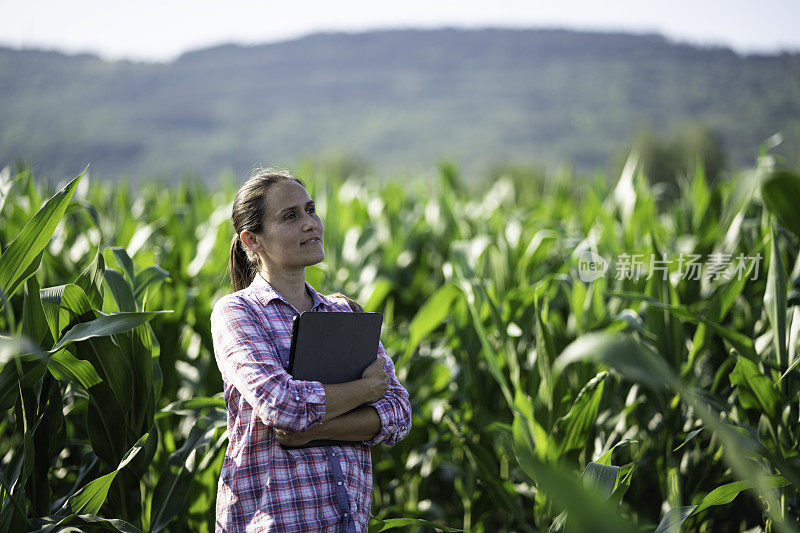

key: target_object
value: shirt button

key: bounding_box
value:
[344,512,348,517]
[294,395,300,401]
[331,452,336,457]
[337,481,342,486]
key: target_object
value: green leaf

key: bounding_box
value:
[551,461,621,531]
[80,335,134,413]
[74,246,106,310]
[368,517,462,532]
[730,357,780,419]
[513,388,553,463]
[609,464,635,506]
[104,268,137,312]
[22,276,53,351]
[155,396,225,420]
[779,305,800,382]
[112,318,159,434]
[28,513,143,533]
[86,382,130,466]
[133,265,169,302]
[513,413,541,482]
[580,461,619,498]
[511,432,637,533]
[535,298,557,411]
[764,225,788,370]
[691,158,711,231]
[451,264,513,408]
[595,439,638,465]
[0,170,83,304]
[673,428,704,452]
[0,335,102,389]
[40,284,96,344]
[549,512,568,533]
[111,247,137,290]
[460,433,527,526]
[692,475,789,516]
[405,283,460,358]
[654,506,697,533]
[149,411,226,532]
[610,292,759,361]
[47,348,102,389]
[51,310,168,352]
[557,371,606,453]
[0,424,32,529]
[553,332,675,390]
[69,432,148,515]
[761,169,800,238]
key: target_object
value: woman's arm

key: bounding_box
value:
[320,356,388,421]
[274,357,388,444]
[275,346,411,447]
[362,342,412,446]
[211,295,328,433]
[211,295,389,434]
[274,405,381,445]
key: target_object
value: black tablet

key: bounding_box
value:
[288,311,383,384]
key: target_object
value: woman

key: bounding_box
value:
[210,169,412,532]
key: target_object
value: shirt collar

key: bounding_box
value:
[249,272,334,312]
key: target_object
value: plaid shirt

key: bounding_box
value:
[211,273,412,532]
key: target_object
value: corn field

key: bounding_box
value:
[0,150,799,532]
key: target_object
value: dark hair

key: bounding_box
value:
[328,292,364,313]
[228,169,306,291]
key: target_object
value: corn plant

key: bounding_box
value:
[0,145,798,532]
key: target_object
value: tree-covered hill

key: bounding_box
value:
[1,28,798,183]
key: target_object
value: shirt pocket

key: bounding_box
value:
[276,346,291,370]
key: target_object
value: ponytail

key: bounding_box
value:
[229,234,256,292]
[328,292,364,313]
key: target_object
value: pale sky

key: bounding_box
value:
[2,0,799,62]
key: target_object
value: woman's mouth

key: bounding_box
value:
[300,237,321,246]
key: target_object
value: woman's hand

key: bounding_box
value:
[273,425,320,446]
[318,356,390,423]
[360,355,389,404]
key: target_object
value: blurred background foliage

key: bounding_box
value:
[1,138,799,531]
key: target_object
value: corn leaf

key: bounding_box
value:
[368,517,462,532]
[0,171,83,304]
[761,170,800,238]
[51,310,167,352]
[730,356,780,419]
[654,506,697,533]
[764,225,788,371]
[69,432,148,515]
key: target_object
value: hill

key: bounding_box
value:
[1,28,798,183]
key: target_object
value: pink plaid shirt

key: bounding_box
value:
[211,273,412,532]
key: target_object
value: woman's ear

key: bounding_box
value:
[240,230,261,253]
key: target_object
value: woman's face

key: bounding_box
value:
[243,180,324,272]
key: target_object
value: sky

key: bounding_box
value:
[2,0,799,62]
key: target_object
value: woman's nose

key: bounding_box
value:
[302,211,319,230]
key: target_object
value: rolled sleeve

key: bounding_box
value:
[363,341,412,447]
[211,296,327,433]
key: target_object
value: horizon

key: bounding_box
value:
[3,25,798,67]
[2,1,799,62]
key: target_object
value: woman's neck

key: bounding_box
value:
[259,268,313,313]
